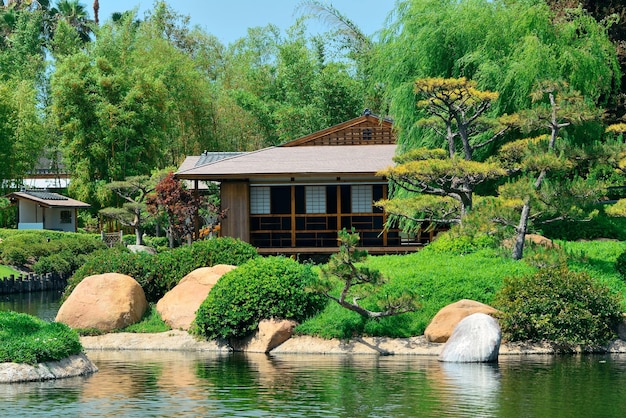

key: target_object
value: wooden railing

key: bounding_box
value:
[0,272,67,294]
[249,213,437,249]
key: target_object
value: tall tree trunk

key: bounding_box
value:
[168,225,175,248]
[93,0,99,25]
[513,202,531,260]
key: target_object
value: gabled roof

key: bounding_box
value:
[7,191,90,208]
[282,111,394,147]
[175,145,396,181]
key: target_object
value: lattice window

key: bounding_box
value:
[351,185,373,213]
[60,210,72,224]
[250,186,270,214]
[306,186,326,214]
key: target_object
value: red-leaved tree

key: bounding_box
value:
[147,172,201,247]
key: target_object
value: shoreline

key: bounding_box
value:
[4,332,626,384]
[79,330,626,356]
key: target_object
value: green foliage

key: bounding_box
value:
[50,7,217,204]
[312,228,419,318]
[539,210,626,241]
[65,237,258,302]
[615,251,626,281]
[0,230,106,273]
[119,303,171,333]
[495,267,623,348]
[0,311,82,364]
[427,230,498,255]
[297,242,534,338]
[374,0,619,148]
[192,256,327,340]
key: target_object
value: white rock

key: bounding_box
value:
[439,313,501,363]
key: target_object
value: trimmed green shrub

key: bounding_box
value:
[495,266,624,348]
[0,230,106,274]
[539,210,626,241]
[427,230,498,255]
[616,251,626,281]
[0,311,82,364]
[1,245,30,267]
[65,237,258,302]
[192,256,327,340]
[32,253,72,275]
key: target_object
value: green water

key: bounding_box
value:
[1,350,625,417]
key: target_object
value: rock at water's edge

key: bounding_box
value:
[425,299,500,343]
[231,319,297,353]
[56,273,148,332]
[0,353,98,384]
[439,313,501,363]
[156,265,236,331]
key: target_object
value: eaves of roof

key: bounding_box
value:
[7,192,91,208]
[175,145,397,181]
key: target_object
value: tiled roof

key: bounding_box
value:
[24,191,69,201]
[7,191,90,208]
[176,145,397,180]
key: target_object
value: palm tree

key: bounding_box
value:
[52,0,93,42]
[92,0,97,25]
[296,0,371,54]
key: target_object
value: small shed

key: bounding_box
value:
[6,190,90,232]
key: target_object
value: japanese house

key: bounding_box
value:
[176,112,434,254]
[6,190,90,232]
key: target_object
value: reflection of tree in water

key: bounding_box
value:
[0,290,62,321]
[195,353,442,416]
[497,356,626,417]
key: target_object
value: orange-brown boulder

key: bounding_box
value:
[424,299,500,343]
[55,273,147,332]
[503,234,559,249]
[230,319,298,353]
[156,264,237,330]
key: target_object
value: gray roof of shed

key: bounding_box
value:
[8,191,90,208]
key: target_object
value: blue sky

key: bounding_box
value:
[95,1,397,45]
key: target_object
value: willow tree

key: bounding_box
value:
[377,78,512,228]
[372,0,619,149]
[603,125,626,219]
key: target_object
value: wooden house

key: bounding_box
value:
[176,112,434,254]
[6,190,90,232]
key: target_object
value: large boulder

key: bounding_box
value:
[56,273,147,332]
[439,313,502,363]
[156,265,236,330]
[230,319,298,353]
[424,299,500,343]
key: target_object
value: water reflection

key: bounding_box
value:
[2,350,626,417]
[0,290,62,321]
[437,362,501,417]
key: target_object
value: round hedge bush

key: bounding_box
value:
[495,266,623,348]
[192,256,327,340]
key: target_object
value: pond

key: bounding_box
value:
[2,293,626,417]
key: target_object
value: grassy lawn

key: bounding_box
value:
[0,311,82,364]
[0,264,20,278]
[296,240,626,339]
